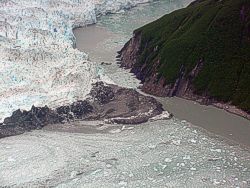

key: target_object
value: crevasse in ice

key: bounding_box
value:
[0,0,155,122]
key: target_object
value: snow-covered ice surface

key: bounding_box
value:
[0,119,249,187]
[0,0,155,122]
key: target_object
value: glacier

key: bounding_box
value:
[0,0,155,122]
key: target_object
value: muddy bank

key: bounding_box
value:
[0,82,165,139]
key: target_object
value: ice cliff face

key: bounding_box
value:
[0,0,155,122]
[94,0,155,15]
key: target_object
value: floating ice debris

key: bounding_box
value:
[126,127,134,130]
[183,155,191,160]
[148,144,156,149]
[213,179,221,185]
[90,169,102,175]
[106,164,112,168]
[149,111,172,121]
[128,173,134,177]
[164,158,172,163]
[189,138,197,143]
[172,140,181,146]
[109,128,121,134]
[192,130,197,134]
[121,126,134,130]
[211,148,222,153]
[7,156,16,162]
[70,171,78,178]
[158,163,167,169]
[147,177,154,181]
[118,181,127,186]
[243,168,248,172]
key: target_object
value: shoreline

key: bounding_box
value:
[73,14,250,147]
[167,94,250,121]
[212,102,250,121]
[175,92,250,121]
[120,33,250,121]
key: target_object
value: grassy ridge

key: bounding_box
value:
[134,0,250,112]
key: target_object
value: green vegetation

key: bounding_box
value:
[134,0,250,112]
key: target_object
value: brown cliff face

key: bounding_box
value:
[119,32,250,119]
[119,32,209,103]
[119,33,141,69]
[119,33,172,96]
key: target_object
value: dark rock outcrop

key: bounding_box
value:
[56,100,93,121]
[0,106,61,138]
[90,82,115,104]
[0,82,164,139]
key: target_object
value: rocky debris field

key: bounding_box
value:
[0,82,166,138]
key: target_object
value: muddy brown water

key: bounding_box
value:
[73,2,250,148]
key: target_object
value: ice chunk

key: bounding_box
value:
[164,158,172,163]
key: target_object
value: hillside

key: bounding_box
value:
[120,0,250,114]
